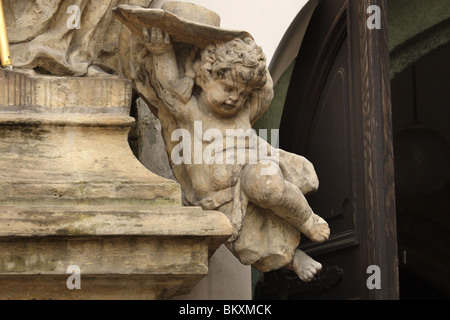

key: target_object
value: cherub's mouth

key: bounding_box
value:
[222,104,236,110]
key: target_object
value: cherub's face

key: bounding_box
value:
[200,69,255,117]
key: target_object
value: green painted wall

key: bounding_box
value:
[388,0,450,78]
[253,61,295,132]
[388,0,450,52]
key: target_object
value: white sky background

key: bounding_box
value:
[150,0,310,64]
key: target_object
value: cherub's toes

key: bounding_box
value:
[319,229,330,241]
[310,224,330,243]
[312,262,322,273]
[303,266,321,282]
[300,271,315,282]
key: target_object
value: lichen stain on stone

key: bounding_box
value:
[55,227,86,236]
[20,127,51,141]
[0,255,25,272]
[0,255,56,273]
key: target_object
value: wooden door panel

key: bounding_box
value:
[300,21,358,257]
[255,0,399,300]
[281,0,359,259]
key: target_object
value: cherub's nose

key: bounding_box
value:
[226,94,238,104]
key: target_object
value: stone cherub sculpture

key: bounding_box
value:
[4,0,152,76]
[114,2,330,282]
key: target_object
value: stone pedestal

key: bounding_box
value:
[0,69,232,300]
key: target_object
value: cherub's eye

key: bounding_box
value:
[241,92,251,100]
[225,86,234,93]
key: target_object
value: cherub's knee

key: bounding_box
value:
[241,166,284,206]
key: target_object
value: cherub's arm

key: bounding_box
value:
[249,69,274,126]
[144,28,194,119]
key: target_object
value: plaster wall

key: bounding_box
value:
[173,245,252,300]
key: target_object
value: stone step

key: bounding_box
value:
[0,204,231,241]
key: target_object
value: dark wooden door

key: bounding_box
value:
[255,0,399,300]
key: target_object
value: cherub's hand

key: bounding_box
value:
[143,27,172,55]
[185,48,198,79]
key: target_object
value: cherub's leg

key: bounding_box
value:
[241,163,330,243]
[286,249,323,282]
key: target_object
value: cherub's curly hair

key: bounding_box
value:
[196,37,268,89]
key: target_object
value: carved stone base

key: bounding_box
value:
[0,69,231,300]
[0,205,230,300]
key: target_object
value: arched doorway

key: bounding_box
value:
[391,41,450,300]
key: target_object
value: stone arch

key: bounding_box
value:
[254,0,318,132]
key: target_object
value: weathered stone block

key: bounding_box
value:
[0,69,231,299]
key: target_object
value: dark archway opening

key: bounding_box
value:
[391,42,450,300]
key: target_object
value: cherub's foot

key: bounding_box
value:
[292,250,322,282]
[300,213,330,243]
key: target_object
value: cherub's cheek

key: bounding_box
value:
[206,94,220,106]
[215,93,228,103]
